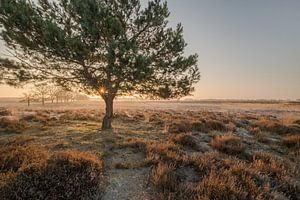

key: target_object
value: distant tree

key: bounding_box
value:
[53,87,65,103]
[0,0,200,129]
[63,91,74,102]
[47,85,59,104]
[33,84,49,106]
[22,91,34,107]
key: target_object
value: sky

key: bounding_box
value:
[0,0,299,99]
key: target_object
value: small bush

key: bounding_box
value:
[147,142,184,162]
[171,133,199,150]
[251,152,299,199]
[253,131,270,143]
[0,108,12,116]
[211,133,245,155]
[194,171,247,200]
[119,138,148,151]
[165,121,192,133]
[192,119,228,133]
[252,118,300,135]
[59,110,102,122]
[22,113,50,124]
[283,135,300,148]
[0,117,29,133]
[166,119,228,134]
[0,145,105,200]
[0,145,48,173]
[147,113,165,126]
[151,163,178,193]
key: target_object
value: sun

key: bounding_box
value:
[99,87,105,94]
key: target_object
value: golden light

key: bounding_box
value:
[99,87,105,94]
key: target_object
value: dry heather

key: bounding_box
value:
[0,107,299,199]
[211,133,245,155]
[0,108,12,116]
[0,117,29,134]
[0,144,49,173]
[151,148,299,200]
[249,117,300,135]
[106,110,300,200]
[119,129,299,200]
[0,142,105,200]
[165,119,229,134]
[171,133,200,150]
[283,134,300,148]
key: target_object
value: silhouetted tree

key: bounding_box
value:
[0,0,200,129]
[32,84,49,105]
[22,91,34,107]
[47,85,59,104]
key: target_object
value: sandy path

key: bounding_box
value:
[102,148,156,200]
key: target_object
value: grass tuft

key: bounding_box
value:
[0,144,105,200]
[211,133,245,155]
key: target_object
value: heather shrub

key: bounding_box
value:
[166,121,192,133]
[171,133,199,150]
[0,117,29,133]
[22,113,50,124]
[211,133,245,155]
[0,108,12,116]
[251,117,300,135]
[0,145,105,200]
[59,110,102,122]
[294,119,300,125]
[166,119,227,134]
[0,145,49,173]
[283,134,300,148]
[151,163,178,193]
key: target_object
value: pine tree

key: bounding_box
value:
[0,0,200,129]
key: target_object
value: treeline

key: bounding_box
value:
[22,84,89,106]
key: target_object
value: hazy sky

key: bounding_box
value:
[0,0,299,99]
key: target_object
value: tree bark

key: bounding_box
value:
[101,95,114,130]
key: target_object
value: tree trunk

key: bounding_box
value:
[27,98,30,107]
[101,96,114,130]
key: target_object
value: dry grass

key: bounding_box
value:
[211,133,246,155]
[0,106,299,199]
[149,150,299,200]
[151,163,178,194]
[0,117,29,134]
[192,119,228,133]
[59,109,103,122]
[0,144,49,173]
[0,143,105,200]
[22,113,52,125]
[250,129,270,143]
[0,108,12,116]
[171,133,198,148]
[250,117,300,135]
[102,110,300,199]
[165,119,229,134]
[118,138,149,151]
[283,134,300,148]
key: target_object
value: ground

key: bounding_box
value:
[0,99,299,199]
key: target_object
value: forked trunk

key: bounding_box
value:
[101,96,114,130]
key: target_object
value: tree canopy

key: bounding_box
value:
[0,0,200,129]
